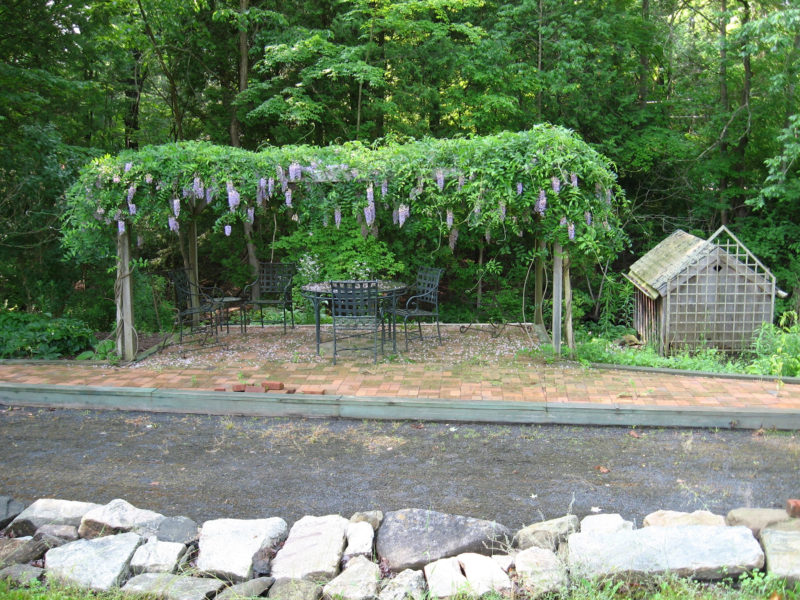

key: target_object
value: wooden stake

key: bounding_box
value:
[115,229,135,361]
[552,242,563,355]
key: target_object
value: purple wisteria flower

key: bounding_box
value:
[257,178,266,205]
[446,209,454,229]
[117,220,125,234]
[516,182,524,195]
[224,225,232,237]
[322,213,329,227]
[112,174,121,183]
[285,188,293,207]
[334,207,342,229]
[381,180,388,197]
[535,189,547,215]
[559,216,567,226]
[247,207,255,223]
[449,227,459,250]
[551,176,561,194]
[291,213,298,222]
[398,204,409,227]
[499,202,506,222]
[585,211,592,226]
[227,182,240,211]
[570,173,578,187]
[595,182,603,198]
[568,222,576,240]
[606,189,612,204]
[182,187,190,198]
[367,183,374,205]
[289,162,302,181]
[172,198,181,217]
[124,162,133,173]
[364,202,375,226]
[392,208,399,225]
[457,174,465,191]
[435,169,445,192]
[145,173,153,184]
[205,187,215,204]
[168,216,179,232]
[128,203,136,216]
[268,178,275,197]
[193,177,204,199]
[127,185,136,203]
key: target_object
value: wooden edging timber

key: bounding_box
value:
[1,382,798,431]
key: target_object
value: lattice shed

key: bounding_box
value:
[624,226,787,355]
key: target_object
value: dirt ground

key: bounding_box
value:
[1,406,798,530]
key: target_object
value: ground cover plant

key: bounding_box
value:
[0,310,94,360]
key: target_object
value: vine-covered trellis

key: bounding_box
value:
[64,126,627,360]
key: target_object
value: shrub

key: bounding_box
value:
[747,311,800,377]
[0,310,94,359]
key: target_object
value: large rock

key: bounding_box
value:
[7,498,100,537]
[122,572,226,600]
[151,516,199,545]
[268,578,322,600]
[322,555,380,600]
[423,557,466,599]
[196,517,288,583]
[457,552,511,596]
[0,534,63,567]
[0,539,28,565]
[45,531,143,591]
[376,509,510,571]
[343,521,375,564]
[761,528,800,584]
[351,511,383,531]
[514,515,578,551]
[130,537,188,574]
[579,513,633,534]
[568,525,764,580]
[726,508,790,537]
[514,547,568,598]
[36,524,79,542]
[271,515,349,583]
[0,496,26,530]
[643,510,725,528]
[0,564,45,586]
[217,576,275,600]
[378,569,426,600]
[78,498,165,539]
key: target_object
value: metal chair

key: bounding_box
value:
[390,266,444,351]
[168,269,220,345]
[330,280,382,365]
[242,262,296,333]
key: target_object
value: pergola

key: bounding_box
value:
[64,127,626,361]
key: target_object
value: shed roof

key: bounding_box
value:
[625,230,714,299]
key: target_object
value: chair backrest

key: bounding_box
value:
[168,269,193,311]
[330,280,379,320]
[414,267,444,307]
[258,262,296,297]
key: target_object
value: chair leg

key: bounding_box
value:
[403,319,410,352]
[417,320,423,342]
[290,302,295,329]
[436,318,442,345]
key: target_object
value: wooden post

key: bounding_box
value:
[552,242,563,355]
[115,229,136,361]
[534,239,545,326]
[563,250,575,356]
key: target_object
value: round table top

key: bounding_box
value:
[301,280,407,295]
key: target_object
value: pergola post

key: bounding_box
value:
[115,229,136,361]
[552,242,563,355]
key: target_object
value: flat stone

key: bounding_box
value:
[376,509,510,571]
[457,552,511,596]
[350,512,383,531]
[7,498,100,537]
[514,515,578,551]
[268,579,322,600]
[761,528,800,584]
[45,531,143,591]
[579,513,633,534]
[323,555,380,600]
[217,576,275,600]
[79,498,165,539]
[378,569,425,600]
[0,564,45,586]
[0,539,27,564]
[271,515,348,583]
[568,525,763,580]
[0,496,26,530]
[122,572,226,600]
[36,524,79,542]
[423,557,467,599]
[726,508,790,537]
[343,521,374,564]
[130,537,188,574]
[514,547,568,598]
[764,520,800,533]
[0,534,62,567]
[643,510,725,528]
[196,517,288,583]
[154,516,200,544]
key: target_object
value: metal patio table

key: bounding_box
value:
[301,280,407,354]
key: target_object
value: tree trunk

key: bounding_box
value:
[552,242,563,355]
[563,250,575,356]
[638,0,650,106]
[123,49,145,150]
[534,239,545,326]
[718,0,730,225]
[230,0,249,147]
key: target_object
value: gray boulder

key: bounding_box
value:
[268,579,322,600]
[323,555,380,600]
[122,572,226,600]
[423,557,466,599]
[45,531,143,591]
[579,513,633,534]
[514,515,578,551]
[0,564,45,586]
[0,539,28,564]
[271,515,349,583]
[568,525,763,580]
[376,509,510,571]
[726,508,790,537]
[35,524,79,542]
[761,528,800,584]
[0,496,26,530]
[7,498,100,537]
[378,569,425,600]
[217,576,275,600]
[130,537,188,574]
[457,552,511,596]
[152,516,199,545]
[514,547,568,598]
[196,517,288,583]
[0,534,63,567]
[78,498,165,539]
[343,521,375,564]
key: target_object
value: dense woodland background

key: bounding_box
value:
[1,0,799,333]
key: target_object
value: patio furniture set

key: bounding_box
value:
[168,264,444,363]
